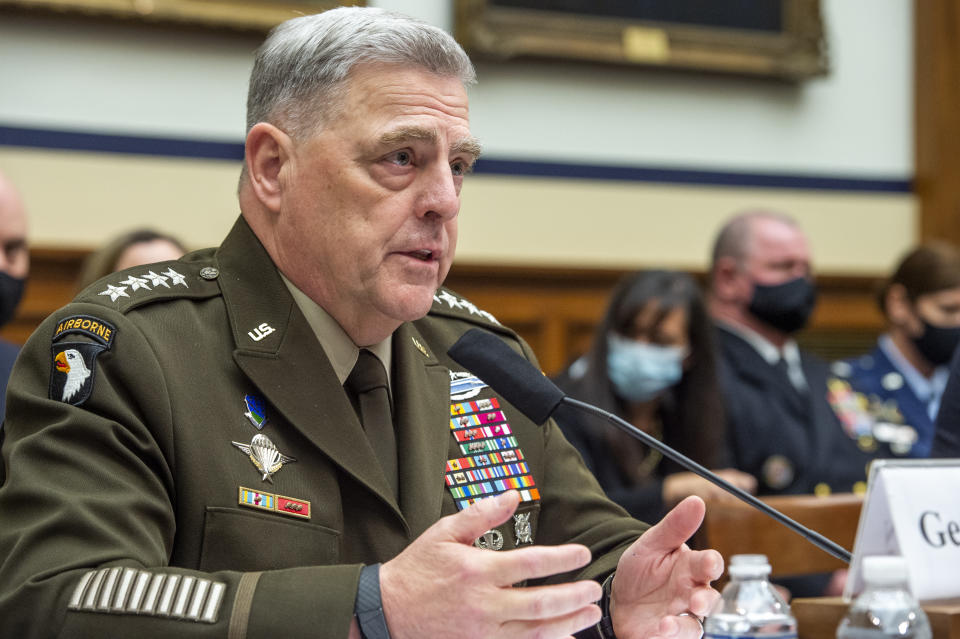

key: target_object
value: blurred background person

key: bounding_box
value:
[833,241,960,458]
[0,170,29,421]
[552,269,756,524]
[76,228,186,292]
[707,211,883,498]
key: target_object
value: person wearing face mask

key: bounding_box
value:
[833,242,960,458]
[552,270,757,523]
[707,211,884,498]
[0,170,28,422]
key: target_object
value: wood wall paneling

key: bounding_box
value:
[916,0,960,245]
[2,251,885,372]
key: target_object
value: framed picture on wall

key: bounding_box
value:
[0,0,363,31]
[454,0,827,80]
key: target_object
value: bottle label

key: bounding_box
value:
[704,634,797,639]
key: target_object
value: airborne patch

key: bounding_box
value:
[52,315,116,347]
[49,342,107,406]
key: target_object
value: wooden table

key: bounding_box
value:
[793,596,960,638]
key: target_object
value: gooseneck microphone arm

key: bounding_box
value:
[447,328,852,564]
[561,396,851,563]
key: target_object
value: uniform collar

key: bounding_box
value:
[281,273,393,389]
[878,334,949,404]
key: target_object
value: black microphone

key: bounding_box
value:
[448,328,852,564]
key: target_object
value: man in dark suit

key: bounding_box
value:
[707,211,877,496]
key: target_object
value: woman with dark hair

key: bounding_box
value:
[76,228,186,292]
[833,241,960,458]
[552,269,755,523]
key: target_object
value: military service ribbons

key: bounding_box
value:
[445,379,540,510]
[238,486,311,520]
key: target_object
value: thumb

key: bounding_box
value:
[639,495,706,554]
[443,490,521,545]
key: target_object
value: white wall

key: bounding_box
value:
[0,0,916,272]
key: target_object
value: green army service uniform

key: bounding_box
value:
[0,217,647,638]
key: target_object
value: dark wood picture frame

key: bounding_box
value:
[0,0,363,31]
[455,0,828,80]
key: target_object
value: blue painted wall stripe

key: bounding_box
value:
[0,124,912,193]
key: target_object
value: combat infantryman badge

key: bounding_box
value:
[232,433,295,482]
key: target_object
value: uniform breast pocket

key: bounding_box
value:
[199,507,341,572]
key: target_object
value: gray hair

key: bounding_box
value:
[245,7,476,138]
[710,210,800,270]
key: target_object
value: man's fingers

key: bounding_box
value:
[687,582,721,618]
[500,604,602,639]
[489,543,593,585]
[651,613,704,639]
[637,496,706,554]
[442,490,521,545]
[499,580,602,621]
[692,549,724,585]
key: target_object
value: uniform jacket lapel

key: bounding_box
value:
[215,218,403,522]
[391,323,451,537]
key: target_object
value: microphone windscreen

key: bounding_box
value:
[448,329,566,425]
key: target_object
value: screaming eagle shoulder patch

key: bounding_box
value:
[49,315,116,406]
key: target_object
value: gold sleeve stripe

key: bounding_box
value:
[68,569,225,624]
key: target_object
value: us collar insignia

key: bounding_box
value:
[49,315,116,406]
[232,433,295,482]
[412,336,429,358]
[238,486,310,520]
[243,394,268,430]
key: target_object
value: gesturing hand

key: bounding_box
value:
[379,491,603,639]
[610,496,723,639]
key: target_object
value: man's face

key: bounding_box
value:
[741,218,811,288]
[0,180,29,280]
[272,63,478,341]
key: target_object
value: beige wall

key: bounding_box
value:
[0,146,916,274]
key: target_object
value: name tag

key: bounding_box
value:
[846,459,960,601]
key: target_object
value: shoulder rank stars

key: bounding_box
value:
[97,267,188,302]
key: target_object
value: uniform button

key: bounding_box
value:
[814,482,831,497]
[853,481,867,495]
[200,267,219,280]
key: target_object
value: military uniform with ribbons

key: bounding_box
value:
[0,217,646,638]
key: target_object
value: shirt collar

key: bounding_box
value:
[718,319,799,367]
[878,334,947,402]
[281,274,393,387]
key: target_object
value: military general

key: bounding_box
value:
[0,7,721,639]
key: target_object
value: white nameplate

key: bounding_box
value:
[845,459,960,601]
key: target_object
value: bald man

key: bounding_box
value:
[707,211,879,497]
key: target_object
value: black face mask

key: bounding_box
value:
[748,277,817,334]
[0,272,25,328]
[912,318,960,366]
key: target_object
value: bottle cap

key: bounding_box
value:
[862,555,909,585]
[728,554,771,577]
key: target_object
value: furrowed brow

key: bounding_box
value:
[452,137,482,162]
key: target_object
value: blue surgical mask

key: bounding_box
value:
[606,334,686,402]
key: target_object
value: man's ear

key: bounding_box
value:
[712,256,747,302]
[244,123,292,213]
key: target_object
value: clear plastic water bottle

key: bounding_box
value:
[703,554,797,638]
[836,555,931,639]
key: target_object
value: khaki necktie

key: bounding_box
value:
[345,349,398,498]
